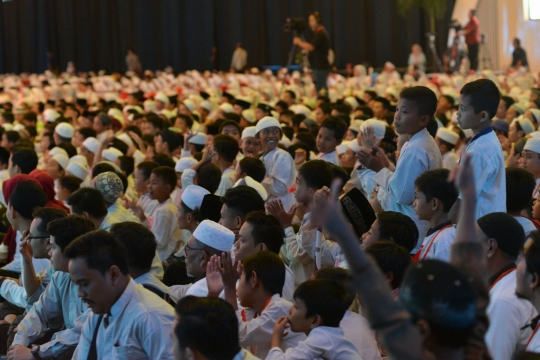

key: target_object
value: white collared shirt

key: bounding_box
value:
[73,279,175,360]
[261,148,297,211]
[0,263,55,310]
[441,150,459,170]
[134,272,178,303]
[282,213,316,288]
[316,150,339,166]
[340,311,382,360]
[216,166,237,196]
[416,224,456,262]
[149,198,183,261]
[100,201,141,231]
[514,216,539,239]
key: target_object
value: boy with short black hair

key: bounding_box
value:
[155,127,184,158]
[1,130,20,152]
[455,78,506,219]
[269,279,361,359]
[235,157,266,183]
[505,167,539,237]
[211,134,239,196]
[0,147,10,183]
[315,117,347,166]
[124,161,159,227]
[413,168,458,261]
[57,175,83,202]
[8,148,38,177]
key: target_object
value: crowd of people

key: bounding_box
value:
[0,61,536,360]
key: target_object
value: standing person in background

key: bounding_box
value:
[408,44,426,73]
[511,38,528,71]
[461,9,481,72]
[126,48,142,76]
[230,43,247,73]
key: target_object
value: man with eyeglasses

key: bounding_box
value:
[170,220,235,299]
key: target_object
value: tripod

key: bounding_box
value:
[279,30,303,97]
[426,33,444,73]
[479,33,494,70]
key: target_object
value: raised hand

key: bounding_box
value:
[219,251,242,289]
[294,148,307,166]
[265,199,297,229]
[206,255,224,297]
[19,232,33,264]
[356,147,389,172]
[360,125,379,149]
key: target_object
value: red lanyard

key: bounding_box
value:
[413,224,453,262]
[527,323,540,348]
[489,268,516,291]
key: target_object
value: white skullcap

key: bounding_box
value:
[117,133,134,147]
[513,116,535,135]
[175,157,197,173]
[360,119,387,139]
[348,139,363,153]
[143,99,156,113]
[531,132,540,139]
[49,147,69,158]
[241,109,255,124]
[94,171,124,203]
[82,137,99,154]
[219,102,234,113]
[55,122,74,139]
[193,220,235,252]
[43,109,61,123]
[189,133,207,145]
[183,99,196,112]
[133,149,146,166]
[241,126,257,140]
[181,185,210,210]
[123,105,143,114]
[525,138,540,154]
[344,96,359,110]
[336,141,351,155]
[529,109,540,123]
[51,153,69,170]
[66,161,88,181]
[511,103,526,114]
[102,147,123,162]
[108,108,124,123]
[154,92,170,104]
[349,120,364,133]
[69,155,88,166]
[291,104,311,117]
[436,128,459,145]
[199,100,213,113]
[234,176,268,201]
[13,123,25,132]
[255,116,280,134]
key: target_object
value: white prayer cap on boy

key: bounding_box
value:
[143,99,156,113]
[529,109,540,123]
[436,128,459,145]
[530,132,540,139]
[108,108,124,123]
[510,102,526,115]
[154,91,170,104]
[199,100,213,113]
[219,102,234,113]
[69,155,88,166]
[234,176,268,201]
[193,220,235,252]
[82,137,99,154]
[360,119,387,139]
[43,109,60,122]
[66,161,88,181]
[524,138,540,154]
[183,99,196,112]
[336,141,351,155]
[51,153,69,170]
[344,96,359,110]
[348,139,363,153]
[117,133,134,147]
[175,158,197,173]
[513,116,535,135]
[181,185,210,210]
[242,109,256,124]
[349,120,364,133]
[49,147,69,158]
[102,147,123,162]
[241,126,257,140]
[188,133,207,145]
[255,116,280,134]
[55,123,74,139]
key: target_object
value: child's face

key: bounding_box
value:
[134,168,149,194]
[340,148,357,168]
[413,187,433,221]
[522,150,540,178]
[258,127,281,153]
[72,131,85,148]
[345,129,357,141]
[234,222,258,262]
[316,127,339,154]
[456,94,485,130]
[0,134,10,149]
[434,136,448,156]
[360,220,380,249]
[154,135,166,154]
[40,135,51,153]
[508,122,524,144]
[174,117,188,131]
[394,98,426,136]
[241,137,261,157]
[287,298,314,334]
[221,125,241,142]
[56,186,70,202]
[148,173,171,201]
[294,174,312,204]
[506,107,518,123]
[46,159,64,180]
[236,270,255,309]
[176,204,190,229]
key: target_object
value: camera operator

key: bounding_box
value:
[293,12,330,95]
[460,9,480,71]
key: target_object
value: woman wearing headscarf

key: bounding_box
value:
[29,170,70,213]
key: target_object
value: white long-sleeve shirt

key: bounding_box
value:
[340,310,382,360]
[266,326,362,360]
[282,213,316,288]
[216,166,236,196]
[73,279,175,360]
[0,263,54,310]
[13,271,90,358]
[149,198,183,261]
[237,294,306,358]
[316,151,339,166]
[2,231,50,273]
[441,150,459,170]
[261,148,296,211]
[134,272,178,303]
[99,201,141,231]
[415,222,455,262]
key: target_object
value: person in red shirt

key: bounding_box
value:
[461,9,481,71]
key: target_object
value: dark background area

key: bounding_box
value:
[0,0,455,74]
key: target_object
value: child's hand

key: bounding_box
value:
[265,200,297,229]
[448,153,475,198]
[219,251,242,289]
[294,149,307,165]
[356,147,390,172]
[271,316,290,348]
[201,145,215,163]
[206,255,224,297]
[311,180,342,229]
[360,125,380,150]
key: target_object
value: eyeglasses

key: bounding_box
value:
[27,236,50,241]
[185,243,206,255]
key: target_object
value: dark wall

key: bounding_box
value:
[0,0,455,74]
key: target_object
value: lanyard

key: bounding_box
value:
[413,224,453,262]
[527,323,540,348]
[489,267,516,291]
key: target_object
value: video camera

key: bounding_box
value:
[450,19,462,32]
[283,18,307,35]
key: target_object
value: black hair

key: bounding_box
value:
[221,186,265,218]
[110,222,156,272]
[197,162,221,194]
[281,126,294,142]
[152,153,175,168]
[174,296,240,360]
[501,96,515,110]
[219,120,242,134]
[5,130,20,144]
[314,267,355,306]
[64,230,129,275]
[399,86,437,117]
[237,157,266,183]
[506,167,536,213]
[9,181,47,220]
[47,215,95,252]
[414,169,458,212]
[320,116,348,142]
[298,160,333,190]
[286,143,311,163]
[293,279,349,327]
[1,112,14,124]
[291,114,307,128]
[159,128,184,152]
[59,175,83,194]
[212,134,239,163]
[377,212,419,252]
[91,162,116,179]
[242,251,285,296]
[365,241,411,289]
[95,113,112,127]
[151,166,177,190]
[442,95,455,107]
[373,97,391,111]
[284,90,296,100]
[294,132,316,153]
[0,147,10,165]
[117,156,135,177]
[145,114,165,131]
[57,142,77,158]
[10,148,38,174]
[32,207,68,233]
[22,112,37,124]
[333,103,352,115]
[275,100,289,111]
[136,161,159,180]
[357,106,374,118]
[175,114,193,129]
[67,188,108,219]
[76,127,97,140]
[41,133,56,151]
[460,79,501,120]
[245,211,285,255]
[318,103,331,115]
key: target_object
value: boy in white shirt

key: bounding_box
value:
[522,138,540,199]
[315,117,347,165]
[434,128,459,170]
[413,168,457,262]
[269,279,361,359]
[211,134,238,196]
[505,167,540,237]
[124,161,159,227]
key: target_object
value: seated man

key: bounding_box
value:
[67,230,175,359]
